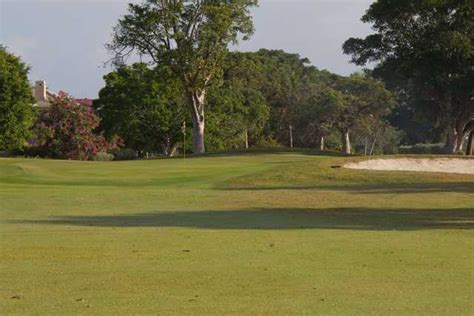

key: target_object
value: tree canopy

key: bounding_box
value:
[0,46,36,150]
[343,0,474,153]
[108,0,258,154]
[95,63,186,156]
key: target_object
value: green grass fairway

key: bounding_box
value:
[1,152,473,315]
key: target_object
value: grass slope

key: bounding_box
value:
[1,152,473,315]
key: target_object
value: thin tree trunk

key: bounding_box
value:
[466,131,473,156]
[364,137,368,156]
[444,126,461,154]
[342,130,351,155]
[289,124,294,148]
[369,137,377,156]
[445,119,467,154]
[320,136,325,151]
[169,145,178,157]
[455,130,463,153]
[161,145,169,157]
[244,130,249,149]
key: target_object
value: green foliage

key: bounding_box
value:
[108,0,258,153]
[388,100,445,145]
[109,0,257,89]
[289,72,398,153]
[343,0,474,153]
[95,63,185,156]
[334,74,399,153]
[253,50,317,145]
[206,70,269,150]
[351,119,403,155]
[333,74,397,130]
[291,84,343,148]
[0,46,36,150]
[97,47,400,155]
[220,50,336,147]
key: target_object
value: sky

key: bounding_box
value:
[0,0,374,98]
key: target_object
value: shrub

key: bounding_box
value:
[0,149,14,157]
[399,143,444,155]
[33,93,121,160]
[113,148,138,160]
[93,152,114,161]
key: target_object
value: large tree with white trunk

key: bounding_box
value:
[108,0,257,154]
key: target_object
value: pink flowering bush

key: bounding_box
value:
[34,93,121,160]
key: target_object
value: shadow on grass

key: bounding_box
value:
[13,207,473,230]
[223,182,474,194]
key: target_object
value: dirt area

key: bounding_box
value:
[344,158,474,175]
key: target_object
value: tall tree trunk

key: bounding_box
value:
[455,125,464,153]
[161,142,170,157]
[369,137,377,156]
[289,124,294,148]
[364,137,368,156]
[466,131,473,156]
[192,118,205,154]
[244,130,249,149]
[444,125,462,154]
[169,145,178,157]
[342,130,351,155]
[320,136,325,151]
[188,89,206,154]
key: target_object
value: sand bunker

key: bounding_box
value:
[344,158,474,175]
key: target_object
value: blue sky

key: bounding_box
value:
[1,0,374,98]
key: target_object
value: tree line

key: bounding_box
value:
[94,49,399,156]
[1,0,472,159]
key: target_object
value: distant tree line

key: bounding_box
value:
[94,49,400,156]
[1,0,472,159]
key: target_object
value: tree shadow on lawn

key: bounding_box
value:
[13,207,474,231]
[223,182,474,194]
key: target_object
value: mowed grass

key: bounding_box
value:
[0,152,473,315]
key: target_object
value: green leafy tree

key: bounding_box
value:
[343,0,474,153]
[253,50,314,146]
[333,75,397,154]
[95,63,186,156]
[108,0,257,154]
[351,116,402,155]
[222,50,334,147]
[0,46,36,150]
[291,84,342,151]
[206,80,268,150]
[388,98,444,145]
